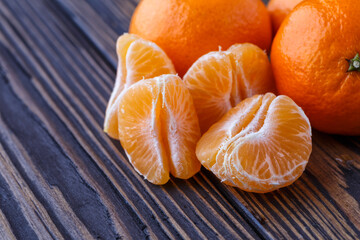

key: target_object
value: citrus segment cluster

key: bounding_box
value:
[196,93,312,193]
[101,0,322,189]
[104,33,175,139]
[184,43,276,133]
[117,75,201,184]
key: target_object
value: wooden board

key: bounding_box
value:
[0,0,359,239]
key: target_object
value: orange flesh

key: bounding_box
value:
[118,75,201,184]
[196,93,312,193]
[184,51,234,133]
[104,33,176,139]
[184,43,276,133]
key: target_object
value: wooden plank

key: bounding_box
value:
[0,0,262,239]
[48,0,360,239]
[0,136,66,240]
[0,0,359,239]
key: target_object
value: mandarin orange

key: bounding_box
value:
[267,0,303,33]
[129,0,272,76]
[184,43,276,133]
[196,93,312,193]
[117,74,201,184]
[271,0,360,135]
[104,33,175,139]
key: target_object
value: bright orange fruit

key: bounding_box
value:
[271,0,360,135]
[104,33,176,139]
[130,0,272,76]
[196,93,312,193]
[267,0,303,34]
[184,43,276,133]
[117,74,201,185]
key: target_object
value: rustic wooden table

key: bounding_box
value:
[0,0,359,239]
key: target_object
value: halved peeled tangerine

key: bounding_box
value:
[196,93,312,193]
[104,33,176,139]
[184,43,276,133]
[118,74,201,184]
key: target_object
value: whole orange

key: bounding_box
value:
[129,0,272,76]
[271,0,360,135]
[267,0,303,33]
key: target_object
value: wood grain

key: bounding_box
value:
[0,0,359,239]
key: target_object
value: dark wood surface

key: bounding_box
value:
[0,0,359,239]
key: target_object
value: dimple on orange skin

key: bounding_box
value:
[267,0,303,34]
[117,74,201,185]
[130,0,272,76]
[196,93,312,193]
[184,43,276,133]
[271,0,360,135]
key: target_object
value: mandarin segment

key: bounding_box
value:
[183,52,233,133]
[106,34,139,111]
[196,93,312,193]
[227,44,276,100]
[118,75,201,185]
[184,43,276,133]
[117,79,170,184]
[104,33,176,139]
[161,79,202,179]
[125,39,176,85]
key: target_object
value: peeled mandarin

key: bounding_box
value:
[118,74,201,185]
[196,93,312,193]
[104,33,175,139]
[184,43,276,133]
